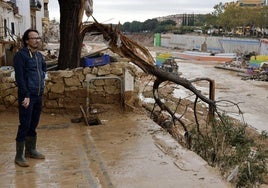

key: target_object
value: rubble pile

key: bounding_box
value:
[216,60,268,82]
[43,20,60,43]
[242,62,268,81]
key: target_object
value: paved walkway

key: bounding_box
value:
[0,106,231,188]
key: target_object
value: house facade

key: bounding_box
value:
[0,0,49,66]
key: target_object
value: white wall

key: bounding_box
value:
[16,0,44,37]
[0,3,18,40]
[260,39,268,55]
[160,34,261,54]
[16,0,31,35]
[36,0,44,36]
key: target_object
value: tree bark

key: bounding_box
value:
[57,0,85,69]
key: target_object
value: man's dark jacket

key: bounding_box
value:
[14,47,46,98]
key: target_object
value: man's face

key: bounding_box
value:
[26,31,41,50]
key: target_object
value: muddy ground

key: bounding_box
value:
[0,104,232,188]
[2,37,267,187]
[145,46,268,133]
[176,59,268,133]
[1,57,267,187]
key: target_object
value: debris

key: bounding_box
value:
[161,57,180,75]
[227,165,239,182]
[70,117,83,123]
[80,105,90,126]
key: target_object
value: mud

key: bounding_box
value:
[0,104,231,187]
[1,45,267,187]
[173,59,268,133]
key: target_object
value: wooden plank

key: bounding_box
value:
[80,105,89,126]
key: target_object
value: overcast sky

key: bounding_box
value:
[48,0,235,24]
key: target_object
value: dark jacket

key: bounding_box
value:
[14,47,46,97]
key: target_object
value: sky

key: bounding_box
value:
[48,0,235,24]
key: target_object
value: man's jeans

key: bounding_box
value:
[16,95,42,142]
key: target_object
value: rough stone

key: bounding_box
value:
[45,99,59,109]
[65,86,79,92]
[4,95,17,105]
[0,83,16,91]
[106,85,120,94]
[2,87,17,98]
[83,67,92,75]
[2,76,15,83]
[93,79,105,86]
[95,85,104,92]
[64,76,81,87]
[50,82,65,94]
[48,92,64,100]
[97,64,111,76]
[111,68,123,75]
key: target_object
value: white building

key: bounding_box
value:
[0,0,49,66]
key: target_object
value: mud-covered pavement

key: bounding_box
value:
[1,46,267,187]
[174,59,268,132]
[0,104,231,188]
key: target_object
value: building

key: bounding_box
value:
[239,0,266,6]
[224,0,268,8]
[0,0,49,66]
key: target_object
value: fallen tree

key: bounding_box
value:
[81,20,217,144]
[80,20,268,187]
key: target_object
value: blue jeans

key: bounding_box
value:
[16,95,43,142]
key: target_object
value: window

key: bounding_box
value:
[4,19,7,37]
[11,22,15,35]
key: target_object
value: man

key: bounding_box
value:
[13,29,46,167]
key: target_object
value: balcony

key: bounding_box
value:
[30,0,42,11]
[4,1,19,15]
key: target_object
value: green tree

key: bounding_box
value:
[212,2,225,17]
[218,4,238,32]
[257,6,268,30]
[129,21,143,32]
[154,19,177,33]
[121,22,131,32]
[142,19,158,32]
[159,19,176,26]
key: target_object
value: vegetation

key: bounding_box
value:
[121,3,268,37]
[190,115,268,187]
[121,19,177,33]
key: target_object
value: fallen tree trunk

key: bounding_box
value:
[81,21,217,146]
[81,22,216,108]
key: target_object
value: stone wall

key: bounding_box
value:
[0,61,141,113]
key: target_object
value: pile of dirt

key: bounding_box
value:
[125,33,154,47]
[84,32,154,47]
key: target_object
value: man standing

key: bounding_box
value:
[13,29,46,167]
